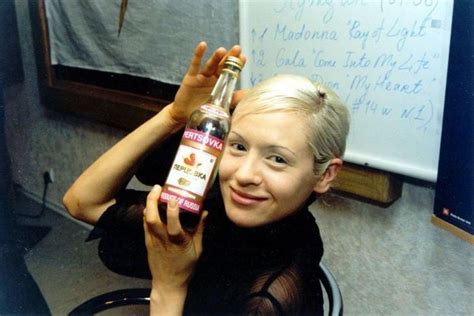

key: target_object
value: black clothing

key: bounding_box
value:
[89,135,325,314]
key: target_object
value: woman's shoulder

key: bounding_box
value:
[243,254,324,314]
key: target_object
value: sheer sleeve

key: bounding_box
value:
[241,212,325,315]
[243,260,323,315]
[89,189,152,279]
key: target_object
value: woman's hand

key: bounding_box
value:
[169,41,247,124]
[144,185,207,315]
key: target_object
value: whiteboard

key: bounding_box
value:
[239,0,454,182]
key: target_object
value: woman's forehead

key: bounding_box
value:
[232,104,305,123]
[230,111,312,150]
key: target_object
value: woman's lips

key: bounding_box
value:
[229,187,267,206]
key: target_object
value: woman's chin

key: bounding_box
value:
[224,207,269,228]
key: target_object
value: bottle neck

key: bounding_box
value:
[207,69,240,112]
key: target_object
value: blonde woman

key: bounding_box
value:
[64,41,349,315]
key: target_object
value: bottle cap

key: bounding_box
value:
[224,56,243,71]
[223,56,243,77]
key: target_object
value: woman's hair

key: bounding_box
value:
[234,74,350,177]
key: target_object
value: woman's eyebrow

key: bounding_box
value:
[230,131,297,158]
[268,145,297,158]
[229,131,245,140]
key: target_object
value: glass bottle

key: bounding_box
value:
[158,56,243,231]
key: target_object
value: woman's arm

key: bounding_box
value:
[144,185,207,316]
[63,42,245,225]
[63,105,182,225]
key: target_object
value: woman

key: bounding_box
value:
[64,41,349,315]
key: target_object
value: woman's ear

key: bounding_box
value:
[313,158,343,194]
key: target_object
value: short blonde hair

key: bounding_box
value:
[234,74,350,176]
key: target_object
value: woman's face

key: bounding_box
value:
[218,111,321,228]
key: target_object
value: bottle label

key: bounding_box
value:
[200,104,229,119]
[160,128,224,214]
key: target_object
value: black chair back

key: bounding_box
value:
[70,263,343,315]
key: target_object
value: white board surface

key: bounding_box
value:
[239,0,454,182]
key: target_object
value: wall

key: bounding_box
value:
[4,0,128,219]
[6,0,240,218]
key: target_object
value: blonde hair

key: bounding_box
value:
[234,74,350,176]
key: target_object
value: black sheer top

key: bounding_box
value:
[88,132,325,315]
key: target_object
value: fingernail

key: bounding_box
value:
[152,184,160,192]
[169,197,177,208]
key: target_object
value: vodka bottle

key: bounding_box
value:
[158,56,243,231]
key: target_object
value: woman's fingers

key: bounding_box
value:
[224,45,243,62]
[145,185,162,223]
[144,185,164,236]
[166,197,186,243]
[202,45,246,78]
[144,185,187,243]
[239,52,247,67]
[201,47,227,77]
[144,184,207,249]
[186,41,208,76]
[216,45,243,72]
[187,42,246,80]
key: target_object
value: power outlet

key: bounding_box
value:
[44,169,55,183]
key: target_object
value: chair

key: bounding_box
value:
[319,262,343,316]
[69,288,150,315]
[69,262,343,315]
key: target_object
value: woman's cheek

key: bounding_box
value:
[218,153,233,180]
[267,174,297,200]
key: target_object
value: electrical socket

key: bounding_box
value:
[44,168,55,184]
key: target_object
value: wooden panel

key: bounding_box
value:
[332,162,402,204]
[431,215,474,244]
[45,80,164,130]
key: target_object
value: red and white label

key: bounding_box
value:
[160,190,201,213]
[160,128,224,214]
[182,128,225,151]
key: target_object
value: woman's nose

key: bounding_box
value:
[234,155,262,186]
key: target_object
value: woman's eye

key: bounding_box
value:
[269,155,288,165]
[230,143,246,151]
